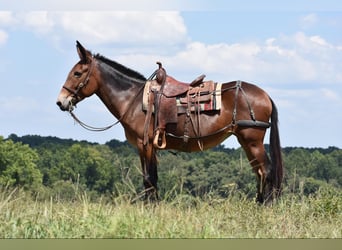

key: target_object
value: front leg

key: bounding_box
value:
[139,143,159,201]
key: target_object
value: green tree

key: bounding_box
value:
[38,143,123,195]
[328,149,342,186]
[179,149,255,197]
[5,134,342,200]
[0,137,42,189]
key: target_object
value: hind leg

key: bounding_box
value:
[236,128,271,203]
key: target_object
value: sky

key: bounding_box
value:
[0,0,341,148]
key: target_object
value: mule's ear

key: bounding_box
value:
[76,41,91,63]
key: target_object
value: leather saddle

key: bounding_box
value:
[143,63,220,149]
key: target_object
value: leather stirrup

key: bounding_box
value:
[153,129,167,149]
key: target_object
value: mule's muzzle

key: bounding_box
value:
[56,101,68,111]
[56,97,75,112]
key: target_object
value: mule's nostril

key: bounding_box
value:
[56,101,62,107]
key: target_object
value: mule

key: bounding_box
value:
[56,41,283,204]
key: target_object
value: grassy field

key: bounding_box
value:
[0,187,341,238]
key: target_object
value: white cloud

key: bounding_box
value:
[6,11,187,47]
[321,88,340,102]
[0,11,16,26]
[2,11,341,86]
[310,35,330,47]
[0,0,188,11]
[20,11,55,34]
[0,11,14,45]
[300,13,318,29]
[263,86,341,147]
[57,11,187,45]
[127,31,339,86]
[119,32,341,85]
[0,30,8,45]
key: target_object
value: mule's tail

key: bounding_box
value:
[269,98,284,197]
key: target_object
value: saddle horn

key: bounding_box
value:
[156,61,166,85]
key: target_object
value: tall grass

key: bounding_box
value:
[0,186,341,238]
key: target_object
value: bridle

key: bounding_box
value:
[61,57,121,131]
[61,57,146,132]
[62,58,95,103]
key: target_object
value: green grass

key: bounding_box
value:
[0,188,341,238]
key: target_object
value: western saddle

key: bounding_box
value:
[143,62,221,149]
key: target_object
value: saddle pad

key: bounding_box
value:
[142,80,159,112]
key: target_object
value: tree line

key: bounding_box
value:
[1,134,341,201]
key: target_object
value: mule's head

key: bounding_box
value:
[56,41,99,111]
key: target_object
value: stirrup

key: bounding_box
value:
[153,129,167,149]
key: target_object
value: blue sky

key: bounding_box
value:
[0,1,341,148]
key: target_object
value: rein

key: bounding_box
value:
[69,110,120,132]
[68,79,147,132]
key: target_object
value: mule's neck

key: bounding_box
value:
[95,60,145,122]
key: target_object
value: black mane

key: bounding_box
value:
[94,54,146,81]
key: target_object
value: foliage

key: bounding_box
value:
[0,134,341,201]
[0,136,42,190]
[1,134,341,238]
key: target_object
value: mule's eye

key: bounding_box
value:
[73,71,82,78]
